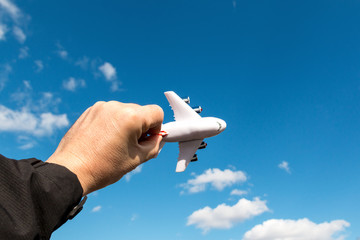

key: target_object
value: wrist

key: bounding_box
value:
[46,154,92,196]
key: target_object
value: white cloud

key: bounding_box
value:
[91,205,102,213]
[58,50,68,59]
[0,0,27,43]
[187,197,269,233]
[17,135,37,150]
[10,80,32,105]
[36,92,61,112]
[19,46,29,58]
[180,168,247,194]
[98,62,122,91]
[56,43,68,59]
[0,63,11,91]
[230,189,248,196]
[75,56,90,70]
[278,161,291,174]
[243,218,350,240]
[34,60,43,72]
[63,77,86,92]
[0,105,69,136]
[11,82,62,113]
[35,112,69,136]
[17,135,36,150]
[23,80,31,89]
[13,26,25,43]
[0,0,21,20]
[19,141,36,150]
[0,23,7,40]
[89,191,99,197]
[124,165,143,182]
[232,0,237,9]
[110,80,121,92]
[99,62,117,81]
[131,214,138,221]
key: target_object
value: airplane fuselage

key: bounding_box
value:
[162,117,226,142]
[158,91,227,172]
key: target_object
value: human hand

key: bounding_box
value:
[47,101,164,195]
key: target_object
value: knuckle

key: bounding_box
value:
[152,104,164,114]
[121,104,142,124]
[93,101,106,108]
[103,101,124,116]
[106,101,121,111]
[91,101,107,113]
[147,104,164,120]
[123,107,139,120]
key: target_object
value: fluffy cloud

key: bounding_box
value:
[34,60,43,72]
[131,214,138,221]
[19,46,29,59]
[187,197,269,233]
[98,62,121,91]
[99,62,116,80]
[0,63,11,91]
[180,168,247,194]
[17,136,36,150]
[0,23,7,40]
[75,56,90,70]
[278,161,291,174]
[0,0,21,20]
[230,189,248,196]
[243,218,350,240]
[18,141,35,150]
[124,165,143,182]
[63,77,86,92]
[109,81,121,92]
[56,43,68,59]
[0,105,69,136]
[37,92,61,112]
[91,206,102,213]
[11,81,62,113]
[13,26,25,43]
[58,50,68,59]
[0,0,28,43]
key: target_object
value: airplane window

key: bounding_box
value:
[216,121,222,131]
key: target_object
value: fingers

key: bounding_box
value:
[136,105,164,162]
[97,101,164,162]
[140,104,164,134]
[138,134,163,162]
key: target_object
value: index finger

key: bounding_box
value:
[140,104,164,135]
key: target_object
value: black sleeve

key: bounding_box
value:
[0,154,83,240]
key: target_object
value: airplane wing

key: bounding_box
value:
[176,139,203,172]
[164,91,201,121]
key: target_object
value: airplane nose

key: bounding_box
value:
[215,118,226,132]
[220,119,227,131]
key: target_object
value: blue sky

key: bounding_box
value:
[1,0,360,239]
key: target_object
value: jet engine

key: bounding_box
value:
[198,141,207,149]
[191,154,198,162]
[183,97,190,104]
[193,106,202,113]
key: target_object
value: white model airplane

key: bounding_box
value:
[159,91,227,172]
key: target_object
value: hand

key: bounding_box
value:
[47,101,164,195]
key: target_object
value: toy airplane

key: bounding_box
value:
[159,91,226,172]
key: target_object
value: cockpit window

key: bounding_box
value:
[216,121,222,131]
